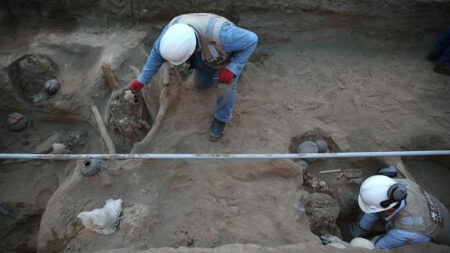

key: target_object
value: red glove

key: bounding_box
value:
[218,68,234,84]
[130,80,144,94]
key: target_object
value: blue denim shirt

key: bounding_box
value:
[359,200,432,249]
[137,22,258,85]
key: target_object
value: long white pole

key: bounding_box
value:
[0,150,449,160]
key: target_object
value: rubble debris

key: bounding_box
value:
[7,112,28,132]
[80,159,101,176]
[315,139,328,153]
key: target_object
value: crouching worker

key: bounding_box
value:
[351,175,450,249]
[130,13,258,141]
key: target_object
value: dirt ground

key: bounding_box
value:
[0,1,450,253]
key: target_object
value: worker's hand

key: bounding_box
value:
[218,68,234,84]
[130,80,144,94]
[350,223,371,238]
[320,235,349,246]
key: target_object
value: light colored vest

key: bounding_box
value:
[168,13,234,69]
[388,179,449,245]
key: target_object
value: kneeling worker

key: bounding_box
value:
[354,175,450,249]
[130,13,258,141]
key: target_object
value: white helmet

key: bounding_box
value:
[159,23,196,65]
[358,175,399,213]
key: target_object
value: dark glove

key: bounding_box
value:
[130,80,144,94]
[218,68,234,84]
[350,223,371,238]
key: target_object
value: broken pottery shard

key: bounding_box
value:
[315,139,328,153]
[7,112,28,132]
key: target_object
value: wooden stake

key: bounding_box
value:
[132,64,181,153]
[101,62,120,89]
[91,105,116,154]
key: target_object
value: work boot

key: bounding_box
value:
[427,51,442,62]
[209,118,226,141]
[434,62,450,76]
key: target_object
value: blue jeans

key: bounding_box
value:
[191,50,237,123]
[432,25,450,66]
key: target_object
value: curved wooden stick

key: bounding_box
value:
[131,64,180,154]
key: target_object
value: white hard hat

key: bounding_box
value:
[358,175,398,213]
[159,23,196,65]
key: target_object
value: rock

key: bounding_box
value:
[297,160,309,173]
[80,159,101,176]
[7,112,28,132]
[297,141,318,154]
[315,139,328,153]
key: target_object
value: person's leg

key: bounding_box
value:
[209,76,238,141]
[428,25,450,61]
[214,78,237,123]
[434,46,450,76]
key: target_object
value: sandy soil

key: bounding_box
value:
[0,3,449,253]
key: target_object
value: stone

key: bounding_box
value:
[315,139,328,153]
[297,141,318,154]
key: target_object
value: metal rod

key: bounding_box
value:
[0,150,449,160]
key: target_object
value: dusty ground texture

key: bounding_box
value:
[1,0,450,253]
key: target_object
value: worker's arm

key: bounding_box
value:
[375,229,431,249]
[137,32,166,85]
[359,213,380,231]
[220,23,258,77]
